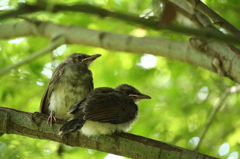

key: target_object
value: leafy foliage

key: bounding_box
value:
[1,0,240,158]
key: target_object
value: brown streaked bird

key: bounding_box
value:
[58,84,151,136]
[40,53,101,125]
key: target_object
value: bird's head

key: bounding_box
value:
[115,84,151,103]
[67,53,101,66]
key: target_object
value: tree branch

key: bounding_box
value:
[1,20,240,83]
[0,107,218,159]
[0,34,65,77]
[169,0,202,27]
[195,85,240,151]
[1,2,240,44]
[169,0,215,28]
[184,0,240,36]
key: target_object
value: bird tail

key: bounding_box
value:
[58,118,86,136]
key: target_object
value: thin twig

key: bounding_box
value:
[0,36,65,77]
[184,0,240,36]
[194,85,240,151]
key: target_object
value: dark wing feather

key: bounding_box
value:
[67,87,115,119]
[83,92,138,124]
[39,62,67,114]
[58,118,86,135]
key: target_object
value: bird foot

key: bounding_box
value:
[57,131,63,136]
[47,113,56,126]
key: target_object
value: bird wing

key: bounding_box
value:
[67,87,115,118]
[67,98,86,114]
[83,92,138,124]
[39,62,67,114]
[58,117,86,135]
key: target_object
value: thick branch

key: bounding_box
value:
[169,0,214,28]
[1,21,240,83]
[0,107,217,159]
[184,0,240,36]
[169,0,202,27]
[1,2,240,44]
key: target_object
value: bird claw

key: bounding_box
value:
[57,131,63,136]
[47,113,56,126]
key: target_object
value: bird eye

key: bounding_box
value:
[125,90,131,95]
[77,56,83,61]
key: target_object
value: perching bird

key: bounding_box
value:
[58,84,151,136]
[39,53,101,125]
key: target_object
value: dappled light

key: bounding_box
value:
[41,63,53,79]
[197,86,209,101]
[104,154,124,159]
[139,54,157,69]
[8,38,25,44]
[189,137,200,149]
[228,151,238,159]
[219,142,230,156]
[53,44,66,56]
[1,0,240,158]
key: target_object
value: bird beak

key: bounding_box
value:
[82,54,101,65]
[129,94,151,99]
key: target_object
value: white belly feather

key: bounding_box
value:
[48,66,92,120]
[81,118,138,136]
[49,85,85,119]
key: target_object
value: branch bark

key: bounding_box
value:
[1,2,240,44]
[1,20,240,83]
[169,0,213,28]
[0,107,218,159]
[184,0,240,36]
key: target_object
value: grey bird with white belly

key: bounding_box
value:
[58,84,151,136]
[40,53,101,125]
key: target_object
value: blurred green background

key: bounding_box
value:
[1,0,240,158]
